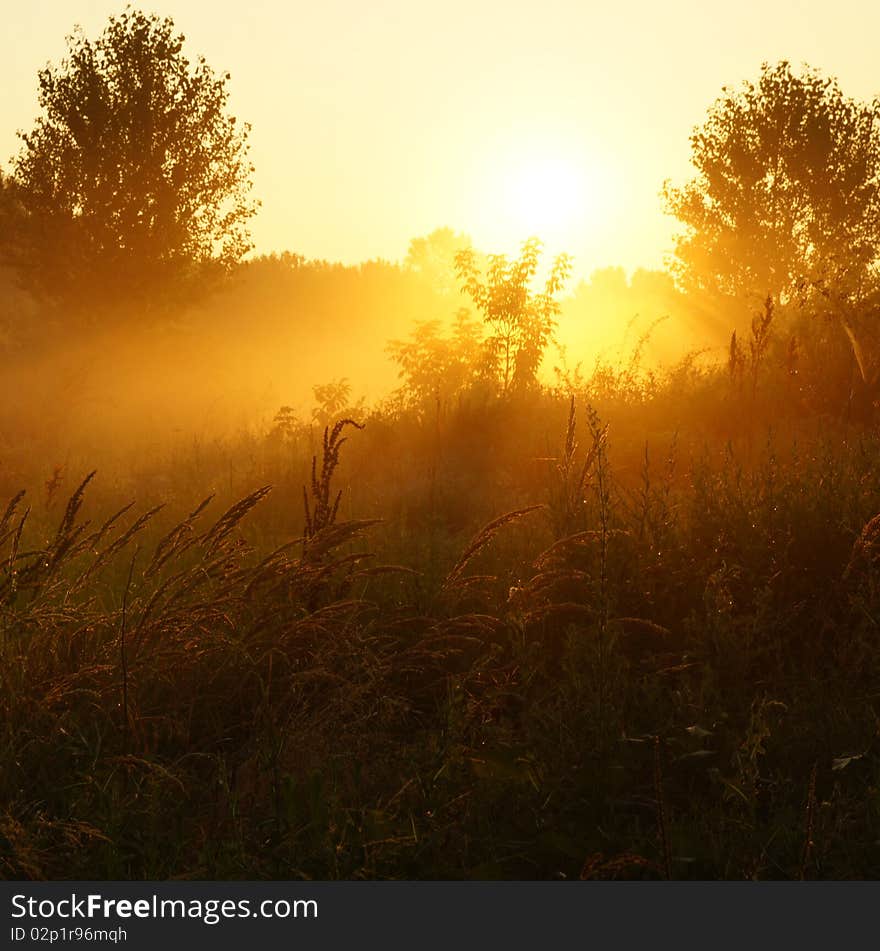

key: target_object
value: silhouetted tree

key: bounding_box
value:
[387,309,490,413]
[7,8,258,316]
[454,238,571,393]
[664,62,880,317]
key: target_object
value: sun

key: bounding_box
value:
[469,146,602,256]
[502,156,587,238]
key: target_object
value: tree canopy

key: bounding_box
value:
[405,228,476,296]
[663,61,880,316]
[7,8,258,315]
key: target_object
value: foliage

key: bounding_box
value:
[5,393,880,879]
[311,379,364,427]
[387,310,492,413]
[7,8,257,315]
[404,228,476,296]
[455,238,572,393]
[663,61,880,318]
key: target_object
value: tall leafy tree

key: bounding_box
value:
[8,8,258,315]
[663,61,880,319]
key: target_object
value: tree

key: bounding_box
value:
[663,61,880,318]
[387,310,490,413]
[7,8,258,315]
[454,238,571,393]
[405,227,476,296]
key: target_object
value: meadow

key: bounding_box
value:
[3,314,880,881]
[2,14,880,882]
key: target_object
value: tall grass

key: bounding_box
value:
[4,360,880,880]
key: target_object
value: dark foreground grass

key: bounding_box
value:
[3,399,880,881]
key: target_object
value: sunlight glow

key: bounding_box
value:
[466,141,611,262]
[501,156,589,240]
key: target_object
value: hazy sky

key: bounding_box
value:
[3,1,880,279]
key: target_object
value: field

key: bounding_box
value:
[4,346,880,881]
[3,9,880,884]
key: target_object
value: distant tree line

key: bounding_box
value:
[1,11,879,409]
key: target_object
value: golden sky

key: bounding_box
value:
[3,0,880,279]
